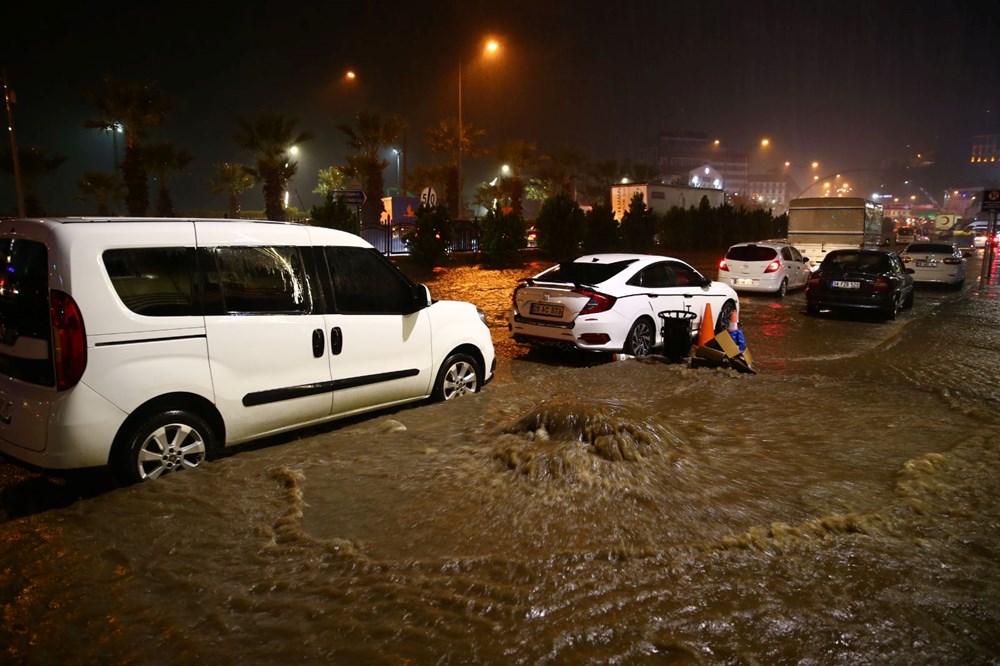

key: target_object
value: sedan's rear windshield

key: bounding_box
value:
[725,245,778,261]
[823,252,890,271]
[905,243,954,253]
[537,259,637,285]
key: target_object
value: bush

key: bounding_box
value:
[478,205,526,267]
[309,194,361,235]
[404,204,454,269]
[620,191,656,252]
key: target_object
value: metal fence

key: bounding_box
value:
[360,220,481,256]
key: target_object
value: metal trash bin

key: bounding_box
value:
[658,310,697,362]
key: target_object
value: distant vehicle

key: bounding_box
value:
[787,197,886,267]
[806,249,915,320]
[899,241,966,288]
[510,253,739,356]
[717,240,811,296]
[895,226,916,244]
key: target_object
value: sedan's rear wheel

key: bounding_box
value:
[624,318,655,357]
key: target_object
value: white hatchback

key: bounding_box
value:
[509,253,739,356]
[718,240,812,296]
[0,218,495,485]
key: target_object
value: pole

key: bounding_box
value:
[457,59,463,220]
[2,70,26,218]
[982,210,997,284]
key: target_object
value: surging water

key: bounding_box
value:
[1,255,998,664]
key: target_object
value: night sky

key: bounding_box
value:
[3,0,999,215]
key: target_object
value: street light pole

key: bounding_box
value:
[393,148,402,193]
[457,59,463,218]
[2,70,25,218]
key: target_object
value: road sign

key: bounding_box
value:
[420,187,437,207]
[332,189,366,206]
[982,189,1000,211]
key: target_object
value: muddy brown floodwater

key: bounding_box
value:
[1,249,998,664]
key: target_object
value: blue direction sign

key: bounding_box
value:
[332,189,367,206]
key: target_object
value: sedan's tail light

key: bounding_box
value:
[50,289,87,390]
[873,277,891,293]
[576,289,616,315]
[764,260,781,273]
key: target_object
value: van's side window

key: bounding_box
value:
[324,247,413,314]
[104,248,199,316]
[210,246,312,314]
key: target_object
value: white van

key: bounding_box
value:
[0,218,495,484]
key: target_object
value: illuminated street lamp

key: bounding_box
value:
[392,148,402,192]
[458,38,501,216]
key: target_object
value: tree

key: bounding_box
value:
[0,145,67,216]
[582,203,619,254]
[313,166,355,197]
[233,112,313,221]
[492,139,539,218]
[535,192,584,261]
[620,191,656,252]
[427,118,485,220]
[404,204,453,269]
[84,78,173,216]
[584,159,622,207]
[338,110,405,226]
[209,162,256,218]
[478,204,527,267]
[73,171,124,216]
[143,142,194,217]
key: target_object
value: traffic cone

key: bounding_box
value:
[697,303,715,346]
[728,309,739,332]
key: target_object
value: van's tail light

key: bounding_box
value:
[50,290,87,390]
[764,260,781,273]
[576,289,616,315]
[873,277,891,293]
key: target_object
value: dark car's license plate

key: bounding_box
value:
[529,302,564,317]
[831,280,860,289]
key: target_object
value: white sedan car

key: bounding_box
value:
[510,253,739,356]
[900,241,966,288]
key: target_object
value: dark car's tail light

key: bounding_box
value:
[807,276,821,288]
[577,289,616,315]
[719,259,729,271]
[764,260,781,273]
[50,290,87,390]
[873,277,891,293]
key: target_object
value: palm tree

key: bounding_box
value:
[209,162,256,218]
[143,142,195,217]
[585,159,624,206]
[492,139,540,217]
[0,146,67,216]
[313,166,355,197]
[232,112,313,221]
[427,118,486,219]
[337,110,405,226]
[74,171,125,215]
[83,78,173,216]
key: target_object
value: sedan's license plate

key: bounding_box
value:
[831,280,860,289]
[529,302,564,317]
[735,278,756,286]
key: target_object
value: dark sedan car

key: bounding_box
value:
[806,249,915,320]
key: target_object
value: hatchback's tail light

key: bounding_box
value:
[873,277,891,293]
[764,260,781,273]
[577,289,617,315]
[719,259,730,271]
[49,290,87,390]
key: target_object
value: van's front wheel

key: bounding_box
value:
[113,410,217,485]
[433,353,482,401]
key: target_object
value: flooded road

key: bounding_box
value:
[2,251,998,664]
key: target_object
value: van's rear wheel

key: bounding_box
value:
[113,410,217,486]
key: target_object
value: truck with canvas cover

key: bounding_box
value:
[787,197,886,267]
